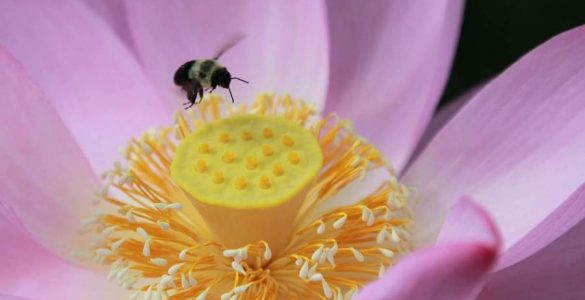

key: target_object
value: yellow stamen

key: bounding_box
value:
[84,94,412,300]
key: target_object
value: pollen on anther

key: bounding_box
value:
[262,128,274,138]
[199,143,211,154]
[288,152,301,165]
[219,132,230,143]
[222,152,236,163]
[273,163,284,176]
[212,171,225,184]
[195,159,207,173]
[245,156,258,170]
[234,176,247,190]
[262,145,274,156]
[241,131,253,141]
[282,134,295,147]
[259,176,271,189]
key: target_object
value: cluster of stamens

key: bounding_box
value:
[83,94,412,300]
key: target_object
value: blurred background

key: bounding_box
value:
[441,0,585,106]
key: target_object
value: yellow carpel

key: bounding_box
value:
[171,114,323,209]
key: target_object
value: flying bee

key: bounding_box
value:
[174,36,249,109]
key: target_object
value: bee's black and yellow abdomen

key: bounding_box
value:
[174,60,196,85]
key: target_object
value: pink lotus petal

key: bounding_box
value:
[404,25,585,251]
[0,214,126,299]
[479,214,585,300]
[324,0,465,172]
[498,181,585,270]
[119,0,329,110]
[0,295,31,300]
[0,48,97,258]
[358,197,500,300]
[437,196,502,249]
[0,0,171,174]
[409,82,485,165]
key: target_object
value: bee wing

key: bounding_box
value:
[214,33,246,60]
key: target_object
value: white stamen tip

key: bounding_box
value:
[189,273,198,286]
[150,258,168,266]
[379,248,395,258]
[102,225,118,236]
[143,238,152,257]
[350,248,364,262]
[82,216,100,226]
[333,215,347,229]
[376,228,387,244]
[317,221,326,234]
[295,256,303,266]
[378,264,386,278]
[168,263,185,275]
[309,273,324,282]
[299,260,309,278]
[96,248,113,257]
[181,273,190,289]
[220,292,232,300]
[263,245,272,261]
[111,238,127,251]
[157,221,170,230]
[179,248,189,260]
[322,279,333,298]
[160,275,173,288]
[231,261,246,275]
[195,288,210,300]
[165,203,183,210]
[126,211,136,223]
[311,246,324,261]
[391,228,400,243]
[137,227,149,239]
[234,283,251,294]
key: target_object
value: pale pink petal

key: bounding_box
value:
[358,198,500,300]
[0,295,31,300]
[324,0,465,172]
[498,181,585,269]
[409,82,485,165]
[479,214,585,300]
[404,25,585,251]
[0,48,97,257]
[0,215,126,299]
[0,0,171,174]
[120,0,329,110]
[437,196,502,249]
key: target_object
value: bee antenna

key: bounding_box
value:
[231,77,249,84]
[228,87,235,103]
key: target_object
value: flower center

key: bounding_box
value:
[84,94,413,300]
[171,114,323,252]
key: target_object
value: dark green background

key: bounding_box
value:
[440,0,585,106]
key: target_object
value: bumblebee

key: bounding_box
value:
[174,37,248,109]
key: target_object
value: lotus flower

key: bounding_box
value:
[2,1,585,299]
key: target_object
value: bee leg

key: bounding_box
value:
[195,88,204,104]
[183,91,197,109]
